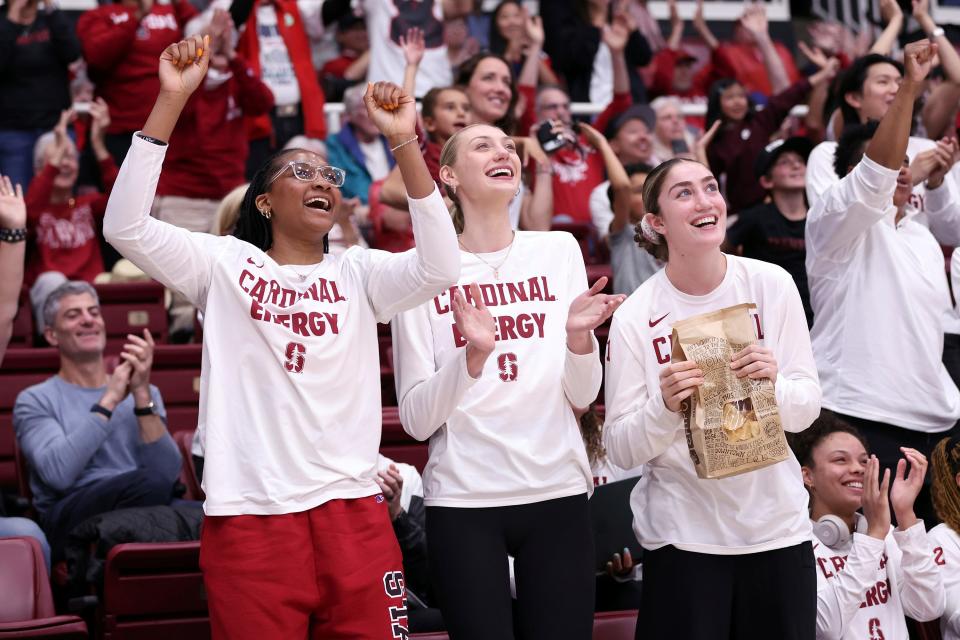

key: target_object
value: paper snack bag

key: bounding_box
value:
[670,303,788,479]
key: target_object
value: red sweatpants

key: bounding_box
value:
[200,495,408,639]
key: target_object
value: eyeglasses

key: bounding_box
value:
[268,161,346,188]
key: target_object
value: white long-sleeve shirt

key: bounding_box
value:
[814,518,946,640]
[928,523,960,640]
[806,155,960,433]
[603,255,821,554]
[392,231,602,507]
[104,134,459,516]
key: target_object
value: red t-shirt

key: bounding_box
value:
[25,158,118,286]
[77,1,197,134]
[157,56,275,200]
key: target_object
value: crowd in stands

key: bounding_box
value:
[4,0,960,638]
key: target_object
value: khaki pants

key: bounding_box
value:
[150,195,220,334]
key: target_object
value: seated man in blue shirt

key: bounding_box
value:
[14,281,181,560]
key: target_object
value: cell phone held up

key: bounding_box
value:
[537,120,576,154]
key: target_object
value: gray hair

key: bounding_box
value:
[33,132,58,173]
[650,96,683,116]
[343,84,366,116]
[43,281,99,329]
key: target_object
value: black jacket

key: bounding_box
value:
[0,8,80,129]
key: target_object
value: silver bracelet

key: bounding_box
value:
[931,26,945,39]
[390,136,419,153]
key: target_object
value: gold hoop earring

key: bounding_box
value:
[259,207,272,220]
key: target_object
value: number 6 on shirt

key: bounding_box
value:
[285,342,306,373]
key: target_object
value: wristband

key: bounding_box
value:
[0,227,27,243]
[134,401,157,417]
[135,132,167,146]
[91,403,113,419]
[390,136,419,153]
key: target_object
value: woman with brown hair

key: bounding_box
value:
[928,437,960,639]
[602,154,821,639]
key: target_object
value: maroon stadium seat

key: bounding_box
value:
[150,345,202,434]
[0,537,88,638]
[9,300,33,347]
[381,408,428,473]
[551,221,606,264]
[909,618,943,640]
[95,282,168,351]
[101,542,208,640]
[592,610,638,639]
[172,431,203,501]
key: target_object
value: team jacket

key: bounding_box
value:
[806,155,960,433]
[103,134,459,516]
[392,232,602,507]
[814,518,945,640]
[928,523,960,640]
[603,255,821,554]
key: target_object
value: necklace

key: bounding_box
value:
[458,232,516,280]
[289,262,324,282]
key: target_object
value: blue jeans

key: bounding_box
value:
[0,516,51,572]
[0,128,46,190]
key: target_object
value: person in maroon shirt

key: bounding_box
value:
[77,0,197,166]
[25,101,117,329]
[703,59,836,215]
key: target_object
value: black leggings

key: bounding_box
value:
[638,542,816,640]
[426,494,595,640]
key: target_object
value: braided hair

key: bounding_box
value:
[579,407,606,467]
[233,148,330,253]
[932,437,960,534]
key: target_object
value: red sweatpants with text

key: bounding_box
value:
[200,495,408,640]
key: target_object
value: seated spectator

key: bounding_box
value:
[0,516,51,571]
[154,8,274,339]
[805,42,960,525]
[356,0,474,98]
[705,55,835,214]
[77,0,198,165]
[319,12,369,102]
[232,0,327,177]
[587,104,657,237]
[650,96,696,163]
[25,103,117,331]
[930,436,960,640]
[325,84,395,205]
[0,0,80,190]
[488,0,557,85]
[605,162,659,296]
[540,0,651,105]
[791,413,945,639]
[726,137,814,326]
[13,281,181,561]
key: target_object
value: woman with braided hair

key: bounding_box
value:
[928,437,960,639]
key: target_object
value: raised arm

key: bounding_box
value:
[580,122,631,234]
[103,35,228,307]
[869,0,904,56]
[399,27,425,99]
[691,0,719,51]
[517,12,546,89]
[0,175,25,363]
[739,4,790,94]
[360,82,460,321]
[519,136,553,231]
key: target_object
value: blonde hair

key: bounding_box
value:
[438,123,489,234]
[212,183,249,236]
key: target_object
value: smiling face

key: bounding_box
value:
[256,151,342,245]
[894,156,913,208]
[803,432,869,518]
[466,57,513,126]
[720,83,749,122]
[424,88,472,144]
[646,160,726,258]
[848,62,902,123]
[45,292,106,360]
[439,124,521,203]
[760,150,807,191]
[535,87,573,127]
[495,1,525,42]
[611,118,654,165]
[654,103,685,144]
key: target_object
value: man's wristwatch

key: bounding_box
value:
[134,401,157,416]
